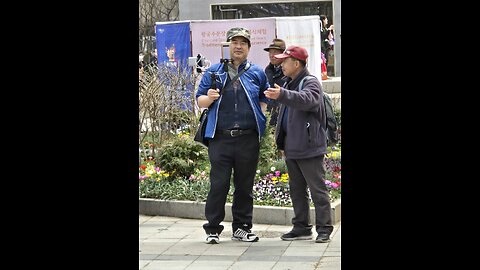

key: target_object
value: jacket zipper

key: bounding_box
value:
[306,122,311,143]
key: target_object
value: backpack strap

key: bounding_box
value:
[230,62,250,84]
[298,75,316,91]
[298,75,328,130]
[209,62,251,98]
[222,62,250,92]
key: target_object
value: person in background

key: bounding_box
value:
[320,15,334,67]
[139,61,144,82]
[263,38,287,126]
[149,49,158,67]
[139,51,145,68]
[139,52,145,82]
[264,45,334,243]
[195,27,269,244]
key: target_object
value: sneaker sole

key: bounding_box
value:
[206,238,219,244]
[281,235,313,241]
[231,236,259,242]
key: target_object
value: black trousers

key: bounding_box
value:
[285,155,334,235]
[203,132,259,234]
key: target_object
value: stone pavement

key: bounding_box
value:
[139,215,341,270]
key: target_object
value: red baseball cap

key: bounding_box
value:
[274,45,308,61]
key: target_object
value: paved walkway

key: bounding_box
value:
[139,215,341,270]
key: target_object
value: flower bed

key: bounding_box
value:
[139,145,341,206]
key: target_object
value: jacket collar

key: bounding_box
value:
[286,67,310,90]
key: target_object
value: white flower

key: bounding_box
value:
[256,170,260,174]
[270,167,276,172]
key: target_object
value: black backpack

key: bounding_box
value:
[299,75,339,146]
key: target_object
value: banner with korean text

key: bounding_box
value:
[190,18,276,71]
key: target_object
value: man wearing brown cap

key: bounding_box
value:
[195,27,269,244]
[264,45,334,243]
[263,39,287,126]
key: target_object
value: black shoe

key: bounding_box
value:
[315,233,330,243]
[281,230,312,241]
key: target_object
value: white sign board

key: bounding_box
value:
[275,15,322,80]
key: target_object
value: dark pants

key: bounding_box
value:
[203,132,259,234]
[285,155,333,235]
[267,100,280,126]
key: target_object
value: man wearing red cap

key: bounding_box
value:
[264,45,333,243]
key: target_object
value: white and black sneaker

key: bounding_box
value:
[206,233,220,244]
[231,228,259,242]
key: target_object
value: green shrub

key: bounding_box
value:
[139,177,210,202]
[157,134,208,180]
[258,112,280,172]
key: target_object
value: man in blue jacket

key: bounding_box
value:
[195,27,269,244]
[264,45,333,243]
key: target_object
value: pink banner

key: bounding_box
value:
[190,18,276,71]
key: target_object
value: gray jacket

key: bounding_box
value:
[275,68,328,159]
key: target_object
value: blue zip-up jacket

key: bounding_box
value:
[195,60,269,142]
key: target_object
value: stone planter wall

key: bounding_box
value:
[139,198,341,226]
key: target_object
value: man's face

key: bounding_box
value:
[229,36,250,63]
[281,57,300,77]
[268,49,284,65]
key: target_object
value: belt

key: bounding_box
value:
[216,129,256,137]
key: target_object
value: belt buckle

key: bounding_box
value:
[230,129,240,137]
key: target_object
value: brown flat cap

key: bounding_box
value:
[263,39,286,52]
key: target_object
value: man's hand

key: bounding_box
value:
[207,88,220,101]
[198,88,220,108]
[264,83,281,100]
